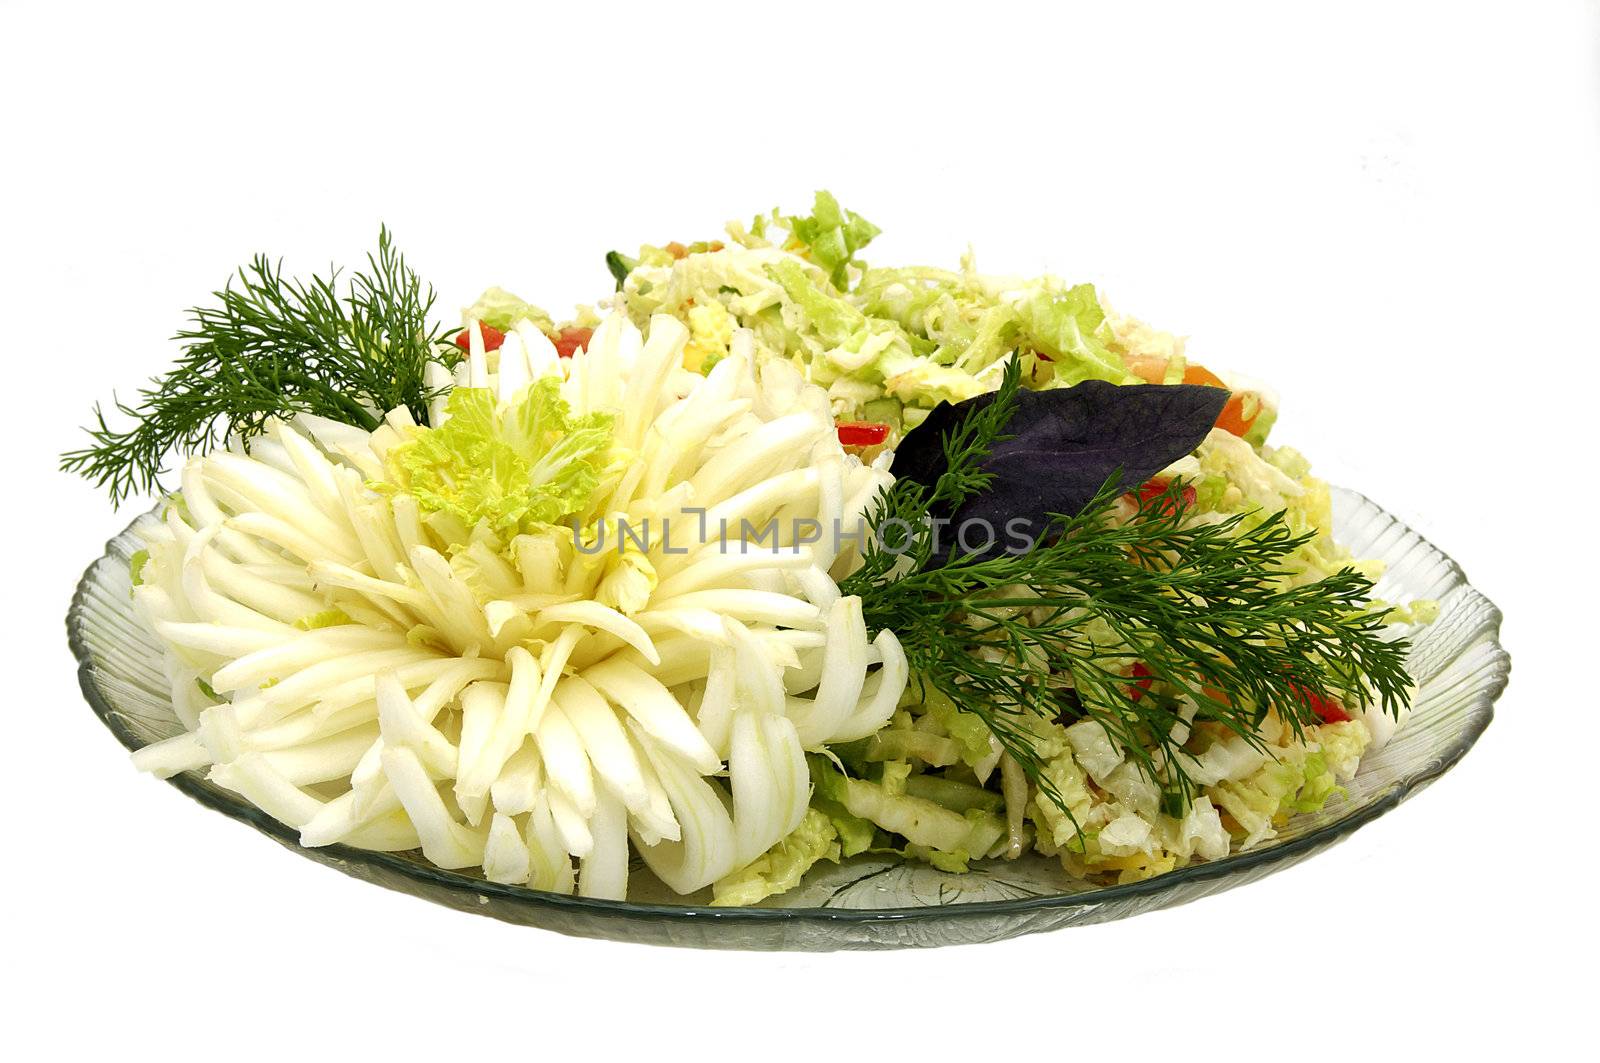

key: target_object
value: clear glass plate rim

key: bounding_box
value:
[65,487,1507,925]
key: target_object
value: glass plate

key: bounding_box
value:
[66,488,1507,950]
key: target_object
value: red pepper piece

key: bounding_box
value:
[1136,477,1197,514]
[1128,662,1155,702]
[836,421,891,447]
[551,326,593,359]
[453,323,506,353]
[1290,681,1352,724]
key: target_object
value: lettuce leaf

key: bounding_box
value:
[292,608,355,630]
[1286,750,1342,814]
[1016,284,1130,386]
[767,258,868,347]
[784,190,880,289]
[1315,720,1372,779]
[379,382,613,537]
[1206,729,1368,846]
[810,755,1002,855]
[711,808,840,907]
[918,686,994,766]
[813,797,877,857]
[462,287,554,332]
[902,774,1004,813]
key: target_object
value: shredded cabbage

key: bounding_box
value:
[377,381,614,538]
[778,190,881,289]
[462,286,554,332]
[712,808,841,906]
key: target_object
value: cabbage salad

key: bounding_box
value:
[65,199,1424,905]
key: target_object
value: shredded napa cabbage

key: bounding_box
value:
[292,608,355,630]
[462,286,554,332]
[612,194,1184,430]
[810,754,1005,866]
[775,189,881,289]
[1025,715,1372,882]
[377,382,614,538]
[711,808,841,907]
[1013,284,1130,386]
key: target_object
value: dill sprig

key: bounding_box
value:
[61,228,456,504]
[841,361,1412,822]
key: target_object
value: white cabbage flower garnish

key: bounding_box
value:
[129,312,905,899]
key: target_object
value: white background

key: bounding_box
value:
[3,1,1593,1057]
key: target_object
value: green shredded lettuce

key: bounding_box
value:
[780,190,880,289]
[917,686,993,767]
[811,755,1002,856]
[462,287,554,332]
[161,493,192,524]
[903,774,1004,813]
[878,758,914,796]
[621,195,1149,418]
[861,729,963,766]
[405,624,447,651]
[1208,722,1370,844]
[377,382,613,538]
[813,797,876,857]
[904,844,972,873]
[1015,284,1130,386]
[1286,751,1342,814]
[292,608,354,631]
[766,258,870,348]
[711,808,840,907]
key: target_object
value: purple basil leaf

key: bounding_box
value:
[891,381,1228,556]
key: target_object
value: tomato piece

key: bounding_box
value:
[551,326,593,359]
[1287,680,1352,724]
[1316,700,1352,724]
[1136,477,1197,514]
[836,421,891,447]
[1306,690,1353,724]
[453,322,506,353]
[1128,662,1155,702]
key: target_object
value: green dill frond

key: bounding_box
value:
[842,365,1412,829]
[61,228,456,505]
